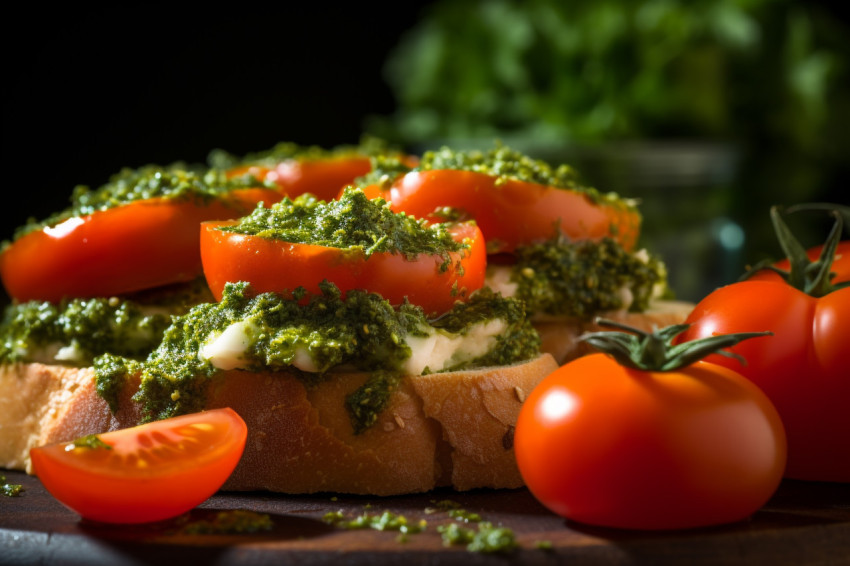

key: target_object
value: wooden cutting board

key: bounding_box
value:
[1,469,848,565]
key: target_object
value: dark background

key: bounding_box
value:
[3,3,849,283]
[1,5,432,242]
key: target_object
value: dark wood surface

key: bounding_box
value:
[2,469,849,566]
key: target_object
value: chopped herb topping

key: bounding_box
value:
[220,187,465,260]
[207,135,401,170]
[505,237,670,317]
[9,166,269,242]
[354,154,415,189]
[437,522,518,553]
[323,510,426,534]
[417,144,633,212]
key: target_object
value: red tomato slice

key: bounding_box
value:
[387,170,641,254]
[200,220,486,316]
[227,156,372,202]
[29,408,247,524]
[0,188,282,303]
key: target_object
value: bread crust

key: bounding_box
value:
[0,354,558,495]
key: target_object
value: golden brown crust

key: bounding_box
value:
[533,300,695,364]
[0,354,559,495]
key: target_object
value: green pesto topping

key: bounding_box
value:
[419,144,629,209]
[94,282,539,431]
[0,296,179,367]
[10,165,270,242]
[1,475,24,497]
[207,135,400,170]
[179,510,274,535]
[323,510,427,534]
[437,522,518,554]
[354,154,415,189]
[70,434,112,450]
[220,188,464,260]
[430,286,540,369]
[507,237,669,318]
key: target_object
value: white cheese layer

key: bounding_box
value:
[401,319,508,375]
[199,321,256,371]
[197,318,508,376]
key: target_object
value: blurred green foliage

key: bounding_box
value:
[371,0,841,149]
[367,0,850,281]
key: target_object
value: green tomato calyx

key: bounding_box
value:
[741,203,850,298]
[578,319,771,372]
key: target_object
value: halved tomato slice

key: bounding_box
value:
[200,220,486,316]
[0,187,282,303]
[388,169,641,254]
[30,408,247,524]
[227,156,372,202]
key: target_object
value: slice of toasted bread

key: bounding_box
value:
[0,354,558,496]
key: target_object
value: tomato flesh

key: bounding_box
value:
[388,170,641,254]
[200,220,487,316]
[514,355,786,530]
[0,189,282,303]
[30,408,247,524]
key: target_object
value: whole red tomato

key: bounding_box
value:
[680,206,849,482]
[515,350,786,530]
[679,281,849,482]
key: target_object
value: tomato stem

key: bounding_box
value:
[578,319,772,372]
[741,204,849,297]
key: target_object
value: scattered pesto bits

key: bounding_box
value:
[178,510,273,535]
[323,510,426,534]
[1,475,24,497]
[9,166,267,241]
[220,187,464,260]
[69,434,112,451]
[437,522,519,554]
[508,237,669,317]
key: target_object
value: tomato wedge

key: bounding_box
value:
[200,220,486,316]
[0,188,282,303]
[29,408,247,524]
[387,170,641,254]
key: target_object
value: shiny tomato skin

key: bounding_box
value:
[0,188,282,303]
[200,220,486,316]
[29,408,247,524]
[514,355,786,530]
[388,170,641,253]
[680,281,850,482]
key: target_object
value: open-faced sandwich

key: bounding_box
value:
[0,140,691,496]
[0,160,557,496]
